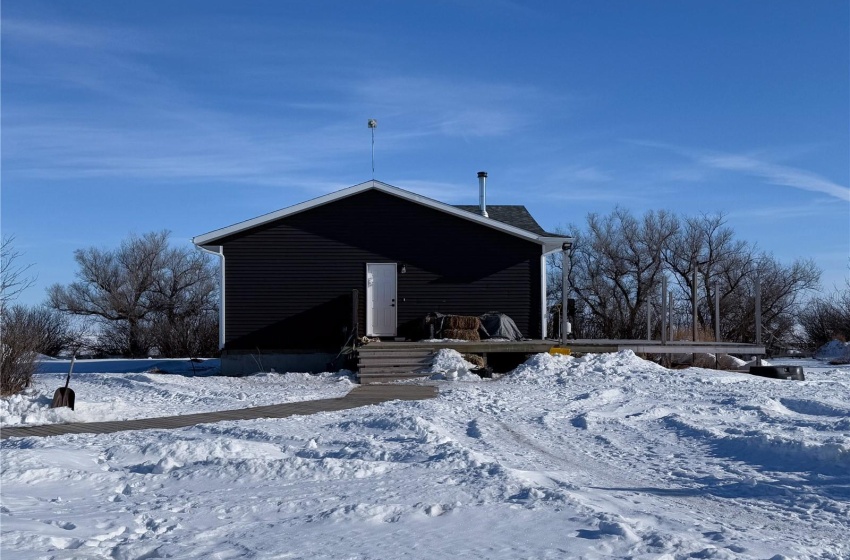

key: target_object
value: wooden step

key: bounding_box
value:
[358,352,433,359]
[358,366,430,374]
[357,349,435,357]
[358,372,431,384]
[358,356,434,366]
[355,346,437,383]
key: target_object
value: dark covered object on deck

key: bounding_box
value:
[420,311,523,341]
[479,312,523,340]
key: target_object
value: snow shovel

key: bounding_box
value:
[50,356,76,411]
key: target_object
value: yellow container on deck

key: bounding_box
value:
[548,347,571,356]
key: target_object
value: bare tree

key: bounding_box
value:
[1,235,35,313]
[49,231,219,357]
[551,209,821,345]
[27,306,81,357]
[565,208,678,339]
[49,231,167,356]
[662,213,820,347]
[148,244,219,357]
[1,306,41,395]
[664,213,757,339]
[1,238,39,394]
[796,274,850,350]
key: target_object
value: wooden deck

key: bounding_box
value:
[361,339,765,356]
[355,339,765,381]
[0,385,438,440]
[364,340,558,353]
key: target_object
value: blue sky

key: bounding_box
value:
[2,1,848,307]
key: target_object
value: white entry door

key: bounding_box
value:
[366,263,397,337]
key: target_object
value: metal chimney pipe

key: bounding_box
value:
[477,171,488,217]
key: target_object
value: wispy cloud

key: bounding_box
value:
[630,140,850,203]
[1,20,365,189]
[698,153,850,202]
[727,199,844,220]
[3,16,556,191]
[2,18,156,52]
[352,77,552,139]
[548,165,613,184]
[390,179,473,203]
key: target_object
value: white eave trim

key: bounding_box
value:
[540,236,574,255]
[193,180,573,251]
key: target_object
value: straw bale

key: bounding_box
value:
[462,354,486,367]
[445,315,481,330]
[442,329,481,341]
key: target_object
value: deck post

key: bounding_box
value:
[561,242,572,345]
[667,291,674,368]
[755,280,762,345]
[692,263,698,343]
[714,284,720,369]
[668,291,674,340]
[692,263,698,365]
[661,276,667,345]
[714,284,720,343]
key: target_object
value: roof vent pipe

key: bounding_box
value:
[477,171,488,218]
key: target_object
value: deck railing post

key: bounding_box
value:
[661,276,667,345]
[668,292,674,342]
[755,280,762,345]
[561,243,572,345]
[692,262,698,343]
[714,284,720,343]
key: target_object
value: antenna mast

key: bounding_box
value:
[367,119,377,179]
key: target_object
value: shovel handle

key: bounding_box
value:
[65,356,76,389]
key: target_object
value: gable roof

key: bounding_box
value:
[453,205,547,235]
[193,180,572,253]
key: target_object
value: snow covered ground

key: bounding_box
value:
[1,359,354,427]
[2,351,848,559]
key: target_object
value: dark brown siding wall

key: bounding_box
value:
[219,190,542,350]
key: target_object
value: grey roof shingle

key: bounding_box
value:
[453,205,549,235]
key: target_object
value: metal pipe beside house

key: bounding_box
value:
[199,245,226,349]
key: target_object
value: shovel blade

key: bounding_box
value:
[50,387,75,411]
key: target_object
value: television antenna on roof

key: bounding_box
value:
[368,119,377,179]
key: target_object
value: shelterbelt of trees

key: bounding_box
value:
[546,208,847,350]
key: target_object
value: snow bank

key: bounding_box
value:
[427,349,482,381]
[506,349,667,385]
[815,339,850,363]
